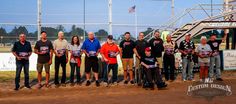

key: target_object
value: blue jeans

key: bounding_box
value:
[70,63,81,83]
[209,55,221,78]
[15,60,29,88]
[103,63,118,83]
[182,57,193,80]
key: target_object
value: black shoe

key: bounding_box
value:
[76,82,82,86]
[70,83,75,87]
[96,81,100,87]
[130,80,135,85]
[86,80,91,86]
[157,82,167,89]
[25,85,31,89]
[55,84,60,88]
[61,83,66,87]
[124,80,129,84]
[137,83,142,86]
[216,78,223,81]
[14,87,19,91]
[149,83,154,90]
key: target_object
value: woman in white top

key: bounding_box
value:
[68,35,82,86]
[196,36,212,82]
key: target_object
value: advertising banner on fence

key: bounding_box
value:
[223,50,236,70]
[0,53,37,71]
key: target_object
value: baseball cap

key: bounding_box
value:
[145,47,151,52]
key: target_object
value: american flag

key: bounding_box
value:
[128,5,136,13]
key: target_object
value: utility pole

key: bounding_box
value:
[37,0,42,40]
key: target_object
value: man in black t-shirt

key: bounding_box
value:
[149,31,164,70]
[34,31,53,88]
[141,47,167,90]
[207,34,226,81]
[134,32,149,85]
[12,33,32,91]
[119,32,140,85]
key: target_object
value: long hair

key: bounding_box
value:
[71,35,80,46]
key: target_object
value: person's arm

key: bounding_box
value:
[119,47,123,59]
[133,48,141,59]
[174,42,179,53]
[96,40,101,56]
[28,42,32,57]
[141,62,149,69]
[178,42,187,55]
[12,42,21,60]
[115,45,120,56]
[222,33,227,43]
[53,41,61,57]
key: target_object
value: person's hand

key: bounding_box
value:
[183,51,187,55]
[86,53,90,57]
[56,53,61,57]
[145,65,150,69]
[48,59,52,65]
[16,56,22,60]
[96,53,99,56]
[199,54,204,58]
[104,58,109,62]
[137,55,141,59]
[66,58,68,63]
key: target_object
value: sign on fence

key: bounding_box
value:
[223,50,236,70]
[0,53,37,71]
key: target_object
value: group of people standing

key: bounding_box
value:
[11,30,225,91]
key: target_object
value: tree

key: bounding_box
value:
[95,29,108,41]
[0,27,7,36]
[142,27,154,37]
[56,25,65,32]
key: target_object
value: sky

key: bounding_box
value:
[0,0,223,38]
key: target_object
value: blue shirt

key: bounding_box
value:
[81,38,101,54]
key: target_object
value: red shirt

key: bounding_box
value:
[100,42,119,64]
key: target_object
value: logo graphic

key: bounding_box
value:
[187,78,232,101]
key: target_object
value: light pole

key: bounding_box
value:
[83,0,86,41]
[108,0,112,35]
[37,0,42,40]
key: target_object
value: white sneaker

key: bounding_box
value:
[113,82,118,86]
[103,82,108,86]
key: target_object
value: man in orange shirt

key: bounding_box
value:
[100,35,120,85]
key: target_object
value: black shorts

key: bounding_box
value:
[85,56,99,73]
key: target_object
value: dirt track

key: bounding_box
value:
[0,72,235,104]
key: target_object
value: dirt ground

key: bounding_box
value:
[0,71,235,104]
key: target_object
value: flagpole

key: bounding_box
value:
[135,6,138,39]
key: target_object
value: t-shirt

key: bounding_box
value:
[141,55,157,68]
[100,42,119,64]
[135,39,149,57]
[149,37,164,57]
[119,39,136,58]
[207,40,222,56]
[179,40,195,57]
[68,44,82,63]
[163,41,178,55]
[81,38,101,58]
[195,44,212,63]
[34,40,53,63]
[12,41,32,61]
[53,39,68,56]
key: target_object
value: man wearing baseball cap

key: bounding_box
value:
[100,35,120,86]
[141,47,167,90]
[179,33,195,81]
